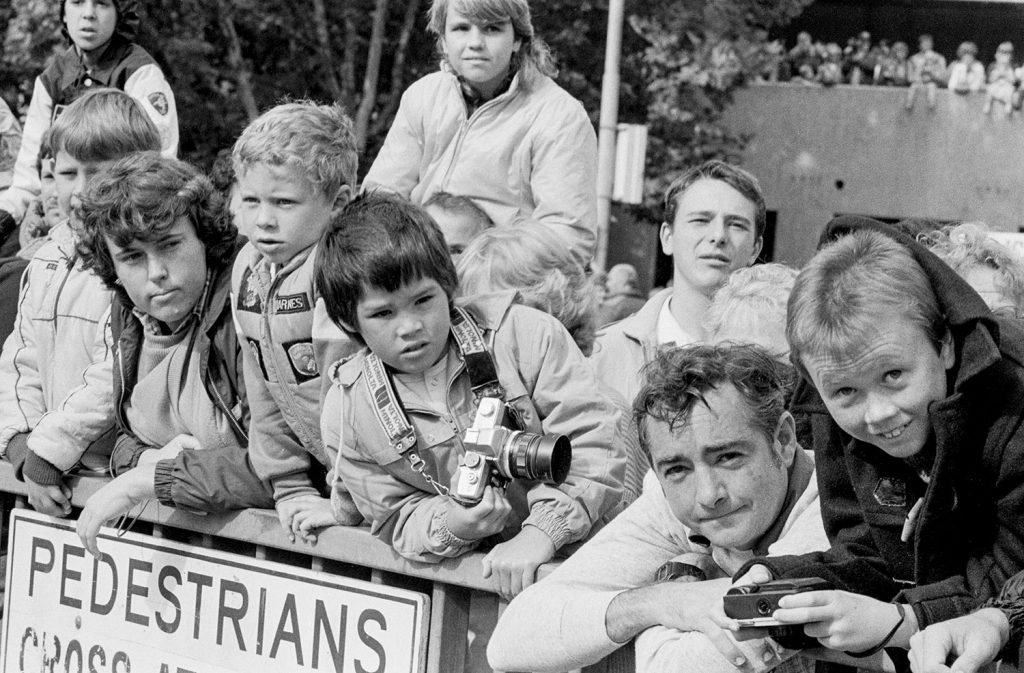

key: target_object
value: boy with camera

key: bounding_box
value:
[314,192,625,598]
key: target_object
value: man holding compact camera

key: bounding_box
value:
[489,343,830,673]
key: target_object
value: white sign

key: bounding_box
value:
[1,510,429,673]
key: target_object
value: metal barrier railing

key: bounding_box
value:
[0,461,635,673]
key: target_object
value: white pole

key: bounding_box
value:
[595,0,625,271]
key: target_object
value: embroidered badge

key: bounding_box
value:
[274,292,311,315]
[236,269,262,313]
[148,92,169,116]
[873,477,908,507]
[285,340,319,382]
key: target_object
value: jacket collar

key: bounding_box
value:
[606,287,672,344]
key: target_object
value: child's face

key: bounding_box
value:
[63,0,118,56]
[52,150,118,222]
[38,159,62,229]
[442,8,521,99]
[424,204,485,260]
[236,163,344,265]
[106,216,209,330]
[344,277,451,375]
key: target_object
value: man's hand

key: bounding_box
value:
[771,590,914,652]
[909,608,1008,673]
[25,476,72,518]
[445,485,512,540]
[76,465,156,558]
[136,434,201,466]
[276,495,335,545]
[482,525,555,599]
[712,564,775,641]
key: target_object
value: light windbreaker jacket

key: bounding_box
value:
[0,222,115,482]
[362,70,598,263]
[323,291,626,563]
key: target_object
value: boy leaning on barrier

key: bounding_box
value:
[0,88,161,518]
[721,218,1024,666]
[312,191,625,598]
[74,153,279,556]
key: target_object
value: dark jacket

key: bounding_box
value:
[109,244,273,511]
[739,216,1024,632]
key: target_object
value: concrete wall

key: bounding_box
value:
[723,83,1024,265]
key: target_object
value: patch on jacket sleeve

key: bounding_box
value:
[284,339,319,382]
[236,268,262,313]
[274,292,311,314]
[148,92,169,116]
[247,338,269,380]
[872,477,907,507]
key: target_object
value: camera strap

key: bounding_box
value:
[361,306,505,499]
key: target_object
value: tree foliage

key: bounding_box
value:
[1,0,810,210]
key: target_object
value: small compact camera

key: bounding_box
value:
[724,577,833,650]
[453,397,572,507]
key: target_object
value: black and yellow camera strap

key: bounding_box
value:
[360,306,506,497]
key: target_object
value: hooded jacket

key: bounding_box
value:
[0,0,177,236]
[737,215,1024,633]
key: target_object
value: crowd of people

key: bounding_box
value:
[5,1,1024,673]
[775,30,1024,114]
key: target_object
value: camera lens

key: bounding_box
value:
[756,599,773,616]
[504,432,572,484]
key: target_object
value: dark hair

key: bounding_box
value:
[315,191,458,342]
[76,152,237,299]
[48,88,160,162]
[633,343,788,465]
[663,160,766,239]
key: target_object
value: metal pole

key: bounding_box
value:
[595,0,625,271]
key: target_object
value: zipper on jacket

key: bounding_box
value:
[439,79,511,190]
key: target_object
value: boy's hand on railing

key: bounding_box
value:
[25,476,72,518]
[908,608,1008,673]
[445,485,512,540]
[276,495,335,545]
[481,525,555,600]
[76,465,156,559]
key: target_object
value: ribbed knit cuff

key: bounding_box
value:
[5,432,31,478]
[22,451,64,486]
[523,507,572,550]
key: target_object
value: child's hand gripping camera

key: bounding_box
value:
[453,397,572,507]
[723,577,833,650]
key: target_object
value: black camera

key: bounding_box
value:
[724,577,833,650]
[453,397,572,506]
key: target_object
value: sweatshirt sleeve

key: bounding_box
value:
[488,486,694,673]
[527,93,598,264]
[0,77,50,225]
[634,627,813,673]
[511,311,626,549]
[123,64,179,158]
